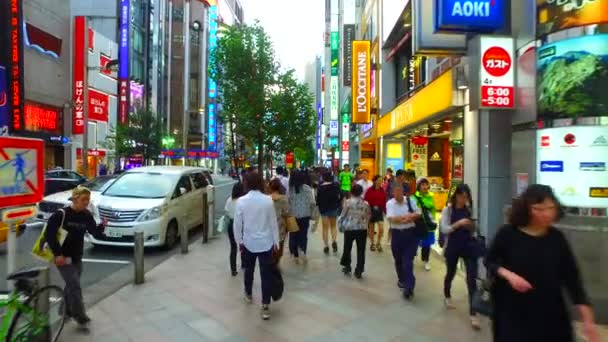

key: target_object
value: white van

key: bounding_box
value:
[89,166,211,248]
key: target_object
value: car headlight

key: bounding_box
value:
[137,205,167,222]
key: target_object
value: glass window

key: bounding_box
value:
[104,173,179,198]
[174,175,193,197]
[83,177,117,192]
[190,173,208,189]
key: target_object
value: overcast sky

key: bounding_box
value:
[240,0,325,80]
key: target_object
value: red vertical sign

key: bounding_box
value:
[286,152,295,168]
[7,0,25,131]
[72,16,85,135]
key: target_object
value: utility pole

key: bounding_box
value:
[182,0,191,158]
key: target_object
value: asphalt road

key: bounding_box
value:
[0,175,236,295]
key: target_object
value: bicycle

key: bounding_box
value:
[0,266,66,342]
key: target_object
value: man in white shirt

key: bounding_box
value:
[274,166,290,193]
[356,169,373,195]
[234,172,280,320]
[386,185,421,300]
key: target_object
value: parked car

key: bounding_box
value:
[90,166,211,248]
[44,170,87,195]
[35,175,119,225]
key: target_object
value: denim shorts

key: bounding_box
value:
[321,209,339,218]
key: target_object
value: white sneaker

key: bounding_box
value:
[444,298,455,310]
[261,305,271,320]
[299,251,307,263]
[244,294,253,304]
[424,262,432,271]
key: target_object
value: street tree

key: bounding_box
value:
[104,110,163,167]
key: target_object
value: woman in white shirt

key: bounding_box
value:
[234,172,280,320]
[225,183,245,276]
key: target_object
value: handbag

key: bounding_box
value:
[469,234,488,258]
[472,277,494,317]
[285,216,299,233]
[32,209,68,263]
[406,197,427,238]
[337,214,347,233]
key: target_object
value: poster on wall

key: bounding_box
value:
[386,143,404,172]
[537,0,608,37]
[537,34,608,120]
[410,140,428,178]
[536,126,608,208]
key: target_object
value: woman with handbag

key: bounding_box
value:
[439,183,481,330]
[364,175,387,252]
[45,186,104,328]
[269,178,290,263]
[486,185,599,342]
[225,183,245,276]
[414,177,437,271]
[288,171,316,264]
[316,172,341,255]
[339,184,371,279]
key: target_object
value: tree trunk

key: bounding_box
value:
[257,129,264,175]
[229,114,238,170]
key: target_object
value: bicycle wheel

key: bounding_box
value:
[7,285,66,342]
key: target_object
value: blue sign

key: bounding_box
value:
[316,103,322,149]
[435,0,506,33]
[540,161,564,172]
[580,162,606,172]
[0,66,9,135]
[207,5,218,150]
[208,103,216,151]
[118,0,130,79]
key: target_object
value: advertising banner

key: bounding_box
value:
[410,141,428,179]
[24,101,61,134]
[537,126,608,208]
[537,34,608,120]
[515,42,536,124]
[343,25,355,87]
[478,36,514,109]
[72,16,86,135]
[118,0,130,124]
[329,120,339,136]
[88,89,109,122]
[0,0,25,133]
[435,0,507,33]
[208,5,219,151]
[330,76,339,120]
[351,41,371,124]
[331,32,339,76]
[537,0,608,37]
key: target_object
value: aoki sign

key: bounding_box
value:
[351,40,371,124]
[435,0,506,33]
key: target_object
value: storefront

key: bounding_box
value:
[359,116,378,175]
[76,148,107,178]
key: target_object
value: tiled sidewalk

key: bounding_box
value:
[61,224,606,342]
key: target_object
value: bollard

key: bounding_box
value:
[202,192,209,244]
[207,185,215,237]
[134,231,145,284]
[180,221,188,254]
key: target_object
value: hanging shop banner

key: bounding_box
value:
[88,89,109,122]
[343,25,355,87]
[316,103,322,149]
[536,126,608,208]
[208,5,219,151]
[331,32,339,76]
[330,76,339,120]
[435,0,507,33]
[118,0,130,124]
[537,34,608,120]
[410,140,428,179]
[286,151,295,168]
[329,120,339,136]
[478,36,514,109]
[0,0,25,134]
[72,16,86,135]
[537,0,608,37]
[351,41,371,124]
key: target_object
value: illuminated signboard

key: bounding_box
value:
[72,16,86,135]
[330,76,339,120]
[88,89,109,122]
[316,103,322,149]
[479,36,514,109]
[1,0,25,132]
[351,40,371,124]
[331,32,339,76]
[343,25,355,86]
[537,0,608,37]
[118,0,130,124]
[208,103,216,148]
[435,0,506,33]
[207,5,218,151]
[24,101,60,134]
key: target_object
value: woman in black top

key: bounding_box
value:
[486,184,599,342]
[45,186,104,328]
[316,172,341,255]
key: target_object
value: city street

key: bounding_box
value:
[0,175,236,305]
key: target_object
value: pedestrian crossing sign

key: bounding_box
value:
[0,137,44,208]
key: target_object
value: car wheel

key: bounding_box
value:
[164,221,178,249]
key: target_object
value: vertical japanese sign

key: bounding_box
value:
[330,76,339,120]
[118,0,130,124]
[343,25,355,87]
[316,103,322,149]
[330,32,339,76]
[341,113,350,161]
[0,0,24,134]
[207,5,218,151]
[479,36,514,109]
[72,16,86,135]
[351,40,371,124]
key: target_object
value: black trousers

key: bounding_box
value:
[444,252,478,315]
[242,247,273,305]
[340,230,367,273]
[420,246,431,262]
[227,220,243,272]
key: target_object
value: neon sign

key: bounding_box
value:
[7,0,25,131]
[435,0,506,33]
[118,0,130,124]
[207,5,218,151]
[72,16,85,135]
[24,101,60,133]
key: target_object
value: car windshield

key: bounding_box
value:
[83,177,116,192]
[103,173,179,198]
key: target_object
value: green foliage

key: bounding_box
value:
[104,110,163,164]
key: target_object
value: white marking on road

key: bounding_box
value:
[81,258,131,265]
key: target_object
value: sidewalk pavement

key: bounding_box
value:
[61,223,608,342]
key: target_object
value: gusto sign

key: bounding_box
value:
[479,36,514,109]
[352,40,371,124]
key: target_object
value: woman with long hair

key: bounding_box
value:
[268,178,290,263]
[486,185,599,342]
[364,175,387,252]
[316,172,341,255]
[288,171,315,263]
[440,184,480,329]
[225,182,245,276]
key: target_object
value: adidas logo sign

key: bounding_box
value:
[591,136,608,147]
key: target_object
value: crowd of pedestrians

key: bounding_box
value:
[225,165,600,342]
